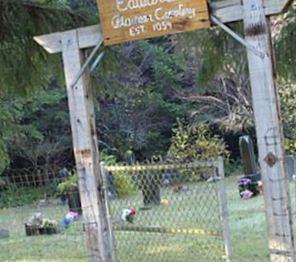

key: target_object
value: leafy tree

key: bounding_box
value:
[1,0,295,175]
[274,4,296,82]
[93,40,192,160]
[0,0,90,172]
[0,0,89,94]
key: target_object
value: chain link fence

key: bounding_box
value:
[104,158,231,261]
[0,159,231,261]
[0,165,88,261]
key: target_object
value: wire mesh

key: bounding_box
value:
[0,160,229,261]
[0,166,88,261]
[105,161,228,262]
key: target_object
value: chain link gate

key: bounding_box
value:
[103,158,232,262]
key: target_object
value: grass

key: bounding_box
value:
[1,175,294,261]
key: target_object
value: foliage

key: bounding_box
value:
[100,152,136,197]
[0,0,90,95]
[0,95,44,173]
[0,85,72,174]
[0,0,294,178]
[100,151,118,165]
[94,40,190,160]
[168,122,229,163]
[0,0,90,171]
[42,219,58,228]
[274,4,296,82]
[168,122,229,180]
[114,175,136,198]
[279,81,296,155]
[0,185,47,209]
[57,173,78,193]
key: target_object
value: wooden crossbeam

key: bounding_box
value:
[211,0,290,23]
[34,0,290,53]
[34,25,103,54]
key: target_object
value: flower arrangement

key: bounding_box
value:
[25,213,58,236]
[238,176,262,199]
[121,208,137,223]
[57,174,82,214]
[60,211,79,229]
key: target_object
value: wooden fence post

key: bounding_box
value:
[243,0,295,260]
[61,30,114,262]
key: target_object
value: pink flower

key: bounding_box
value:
[240,190,254,199]
[68,211,79,220]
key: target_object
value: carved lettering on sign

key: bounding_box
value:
[97,0,210,45]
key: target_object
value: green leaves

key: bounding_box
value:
[279,81,296,155]
[168,122,229,163]
[275,5,296,82]
[0,0,90,94]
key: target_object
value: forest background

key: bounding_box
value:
[0,0,295,181]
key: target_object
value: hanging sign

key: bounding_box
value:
[97,0,210,46]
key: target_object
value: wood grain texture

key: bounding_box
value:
[61,31,115,262]
[243,0,295,260]
[211,0,287,23]
[34,0,291,52]
[96,0,210,45]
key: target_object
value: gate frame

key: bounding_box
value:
[103,158,232,261]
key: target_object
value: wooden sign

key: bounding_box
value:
[97,0,210,46]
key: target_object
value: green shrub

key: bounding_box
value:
[169,122,229,161]
[57,173,78,194]
[0,185,47,208]
[114,174,136,198]
[168,122,229,180]
[100,151,118,165]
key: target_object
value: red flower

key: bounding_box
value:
[130,208,137,215]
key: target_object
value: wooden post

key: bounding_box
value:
[61,30,114,262]
[217,157,233,262]
[243,0,295,260]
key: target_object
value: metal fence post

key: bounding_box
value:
[217,157,233,262]
[100,163,117,262]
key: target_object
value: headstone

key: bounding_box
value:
[0,228,9,238]
[67,189,82,215]
[239,136,258,176]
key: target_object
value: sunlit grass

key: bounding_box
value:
[2,176,294,261]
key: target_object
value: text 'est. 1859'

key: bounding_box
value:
[97,0,210,46]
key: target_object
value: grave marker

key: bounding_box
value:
[239,136,258,177]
